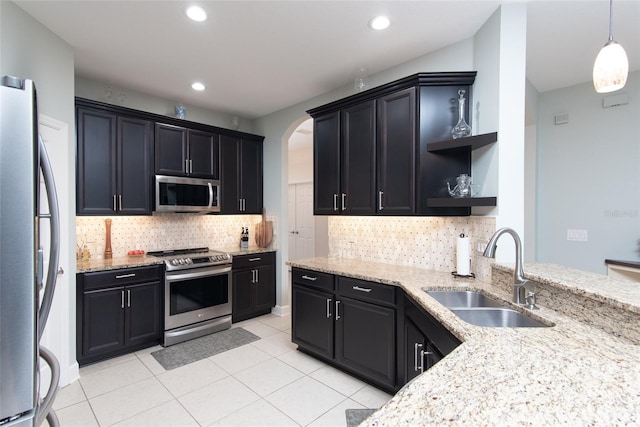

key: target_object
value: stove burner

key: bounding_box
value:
[148,247,232,271]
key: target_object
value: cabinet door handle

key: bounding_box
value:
[301,275,317,281]
[189,159,193,174]
[249,257,262,262]
[423,350,433,370]
[118,194,123,211]
[326,298,332,318]
[414,343,422,372]
[185,159,189,173]
[352,285,372,293]
[239,199,242,211]
[115,273,136,279]
[378,191,384,211]
[121,290,125,309]
[341,193,346,211]
[335,300,341,320]
[127,289,131,307]
[255,270,259,283]
[333,194,338,211]
[112,194,117,211]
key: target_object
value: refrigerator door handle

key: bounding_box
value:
[37,135,60,339]
[35,345,60,426]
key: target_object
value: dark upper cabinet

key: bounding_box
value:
[155,123,218,179]
[308,72,485,217]
[313,112,341,215]
[341,100,376,215]
[219,135,263,214]
[377,88,416,215]
[76,106,152,215]
[312,100,377,215]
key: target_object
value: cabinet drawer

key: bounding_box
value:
[292,268,334,292]
[337,277,395,306]
[232,251,275,270]
[83,265,162,291]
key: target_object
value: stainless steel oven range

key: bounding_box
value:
[147,247,232,346]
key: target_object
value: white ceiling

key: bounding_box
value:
[15,0,640,120]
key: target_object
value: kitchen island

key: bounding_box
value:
[288,257,640,425]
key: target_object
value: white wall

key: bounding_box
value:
[288,146,313,184]
[75,76,255,133]
[1,0,78,385]
[537,71,640,274]
[471,4,528,263]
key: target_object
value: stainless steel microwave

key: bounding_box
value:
[155,175,220,213]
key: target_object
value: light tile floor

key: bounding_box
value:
[50,314,392,426]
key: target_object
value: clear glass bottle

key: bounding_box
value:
[451,89,471,139]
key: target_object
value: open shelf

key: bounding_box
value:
[427,132,498,153]
[426,197,497,208]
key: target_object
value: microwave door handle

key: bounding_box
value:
[208,182,213,209]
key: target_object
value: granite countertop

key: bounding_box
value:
[77,245,276,273]
[288,257,640,425]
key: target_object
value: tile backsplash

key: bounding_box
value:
[328,216,496,282]
[76,213,274,258]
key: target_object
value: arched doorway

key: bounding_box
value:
[286,118,328,262]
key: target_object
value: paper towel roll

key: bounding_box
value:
[456,235,470,276]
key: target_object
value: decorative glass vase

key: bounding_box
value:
[451,89,471,139]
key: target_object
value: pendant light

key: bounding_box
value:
[593,0,629,93]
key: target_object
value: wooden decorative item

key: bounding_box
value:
[255,208,273,248]
[104,218,113,259]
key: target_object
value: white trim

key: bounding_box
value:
[271,305,291,317]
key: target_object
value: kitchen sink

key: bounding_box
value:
[425,290,503,308]
[451,308,549,328]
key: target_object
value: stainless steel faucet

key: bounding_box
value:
[483,227,531,305]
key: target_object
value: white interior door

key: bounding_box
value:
[288,184,297,260]
[38,114,78,388]
[294,182,314,260]
[288,182,315,261]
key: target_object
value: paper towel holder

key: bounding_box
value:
[451,233,476,279]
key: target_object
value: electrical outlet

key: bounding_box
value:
[476,242,487,252]
[567,229,588,242]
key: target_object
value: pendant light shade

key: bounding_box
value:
[593,0,629,93]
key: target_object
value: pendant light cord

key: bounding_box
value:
[608,0,614,42]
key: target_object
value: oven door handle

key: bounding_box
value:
[165,265,232,281]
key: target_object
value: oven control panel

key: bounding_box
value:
[165,253,232,271]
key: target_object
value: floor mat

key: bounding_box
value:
[151,327,260,370]
[345,409,376,427]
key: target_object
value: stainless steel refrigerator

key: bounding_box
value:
[1,76,61,426]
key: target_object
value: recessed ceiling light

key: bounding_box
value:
[191,82,205,91]
[369,15,390,31]
[186,5,207,22]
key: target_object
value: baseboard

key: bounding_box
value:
[271,304,290,316]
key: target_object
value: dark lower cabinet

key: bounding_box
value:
[292,268,398,393]
[77,266,163,366]
[292,267,463,393]
[403,294,460,384]
[291,284,334,359]
[335,297,396,387]
[232,252,276,322]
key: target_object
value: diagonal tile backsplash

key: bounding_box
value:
[328,216,496,282]
[76,214,273,258]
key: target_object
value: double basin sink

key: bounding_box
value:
[425,290,549,328]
